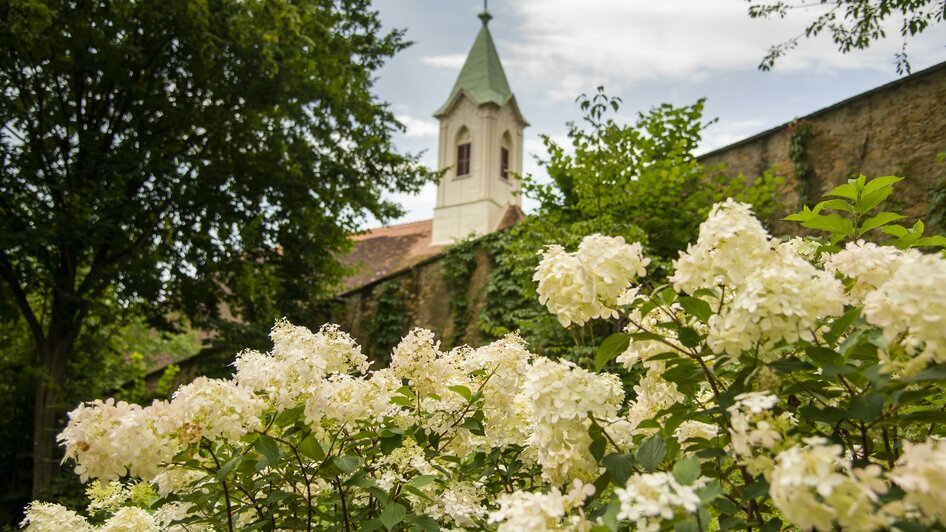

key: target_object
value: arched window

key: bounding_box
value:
[500,131,512,180]
[455,127,471,177]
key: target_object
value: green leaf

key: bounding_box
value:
[742,479,769,499]
[602,453,635,486]
[881,224,910,238]
[407,514,440,532]
[298,435,325,462]
[678,296,713,323]
[814,198,854,213]
[914,235,946,248]
[459,417,485,436]
[217,455,242,480]
[254,434,281,468]
[333,455,363,474]
[636,436,667,472]
[390,395,413,407]
[858,211,905,235]
[848,393,885,422]
[805,346,843,368]
[379,502,407,531]
[800,213,854,237]
[447,385,472,402]
[407,474,437,488]
[380,433,403,454]
[678,327,701,348]
[595,333,630,372]
[854,187,894,214]
[862,175,904,196]
[824,307,860,346]
[826,182,858,200]
[672,455,701,485]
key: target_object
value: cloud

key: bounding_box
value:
[505,0,945,101]
[396,115,440,138]
[420,54,467,69]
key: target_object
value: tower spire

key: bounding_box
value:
[479,0,491,25]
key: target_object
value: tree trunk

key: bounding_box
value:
[31,343,70,499]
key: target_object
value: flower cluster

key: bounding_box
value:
[615,472,703,532]
[535,234,649,326]
[31,184,946,532]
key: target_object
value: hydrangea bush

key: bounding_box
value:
[24,175,946,531]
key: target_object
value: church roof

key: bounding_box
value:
[434,12,515,117]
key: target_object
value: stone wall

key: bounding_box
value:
[699,61,946,232]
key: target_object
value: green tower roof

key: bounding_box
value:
[434,12,515,117]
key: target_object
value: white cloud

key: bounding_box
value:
[396,114,440,138]
[420,54,467,69]
[506,0,945,101]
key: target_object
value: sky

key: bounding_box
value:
[368,0,946,228]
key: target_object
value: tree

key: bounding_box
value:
[747,0,946,73]
[0,0,432,497]
[478,90,783,363]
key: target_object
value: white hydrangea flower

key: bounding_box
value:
[770,438,889,531]
[615,472,702,532]
[390,328,463,396]
[271,319,368,375]
[170,376,266,444]
[305,372,394,428]
[726,392,794,465]
[487,480,595,531]
[534,234,649,327]
[863,252,946,366]
[823,240,919,302]
[58,398,178,482]
[520,358,623,485]
[100,506,159,532]
[670,199,771,294]
[86,480,129,514]
[236,320,368,410]
[707,250,845,358]
[20,502,94,531]
[150,466,205,498]
[625,366,685,435]
[152,502,198,532]
[461,333,534,448]
[674,420,719,445]
[423,481,487,528]
[889,438,946,523]
[777,236,822,263]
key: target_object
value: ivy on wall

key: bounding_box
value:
[365,282,412,363]
[787,120,815,208]
[440,240,479,347]
[927,152,946,231]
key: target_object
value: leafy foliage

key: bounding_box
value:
[747,0,946,74]
[479,90,782,362]
[28,176,946,531]
[0,0,432,496]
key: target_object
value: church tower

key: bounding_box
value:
[429,10,528,246]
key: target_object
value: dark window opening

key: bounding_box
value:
[500,147,510,180]
[457,143,471,176]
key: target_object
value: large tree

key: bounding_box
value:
[0,0,432,496]
[747,0,945,73]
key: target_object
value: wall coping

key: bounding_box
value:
[696,60,946,161]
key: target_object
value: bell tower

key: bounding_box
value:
[430,9,528,246]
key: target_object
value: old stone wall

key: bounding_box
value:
[700,61,946,232]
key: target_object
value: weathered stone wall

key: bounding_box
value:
[699,61,946,232]
[334,243,493,361]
